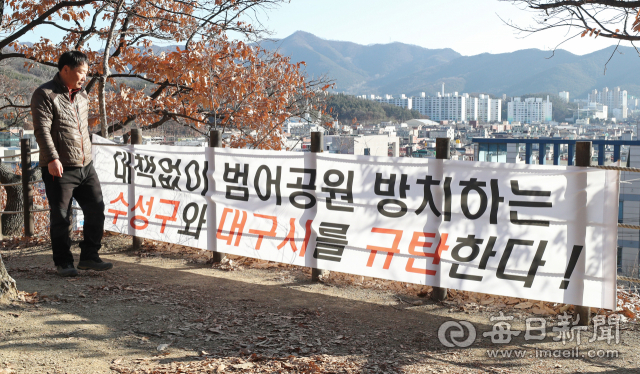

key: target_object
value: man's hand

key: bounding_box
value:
[48,159,63,178]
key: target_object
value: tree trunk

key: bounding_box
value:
[99,0,125,138]
[0,254,17,303]
[0,163,42,236]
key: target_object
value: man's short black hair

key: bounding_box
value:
[58,51,88,71]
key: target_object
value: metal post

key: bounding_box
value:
[525,143,532,165]
[568,143,575,166]
[553,143,560,165]
[131,128,143,250]
[209,130,224,263]
[431,138,449,302]
[311,132,326,282]
[597,143,605,165]
[538,143,546,165]
[614,145,621,163]
[574,141,591,326]
[20,138,34,237]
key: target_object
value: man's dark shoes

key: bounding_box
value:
[77,258,113,271]
[56,264,78,277]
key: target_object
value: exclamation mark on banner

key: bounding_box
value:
[560,245,584,290]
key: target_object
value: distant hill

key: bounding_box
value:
[262,31,640,98]
[257,31,461,94]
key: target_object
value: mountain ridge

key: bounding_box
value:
[263,31,640,98]
[8,32,640,98]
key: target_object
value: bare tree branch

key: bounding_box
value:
[0,0,96,50]
[501,0,640,42]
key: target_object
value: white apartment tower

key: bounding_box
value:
[558,91,570,103]
[489,97,502,122]
[412,92,466,122]
[463,94,478,121]
[371,94,412,110]
[507,96,553,124]
[478,94,502,123]
[462,94,502,123]
[389,94,412,110]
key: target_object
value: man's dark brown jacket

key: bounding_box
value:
[31,73,92,167]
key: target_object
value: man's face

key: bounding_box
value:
[60,63,88,90]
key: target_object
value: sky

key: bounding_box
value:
[253,0,620,56]
[17,0,621,56]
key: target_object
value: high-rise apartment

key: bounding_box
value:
[558,91,570,103]
[463,94,478,121]
[412,92,466,122]
[507,96,553,124]
[587,87,628,118]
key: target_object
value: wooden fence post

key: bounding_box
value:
[431,138,449,301]
[311,132,326,282]
[20,138,34,237]
[131,128,143,250]
[209,130,225,263]
[574,141,592,326]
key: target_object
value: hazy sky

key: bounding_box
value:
[255,0,620,56]
[18,0,621,56]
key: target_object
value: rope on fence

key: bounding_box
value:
[593,165,640,173]
[618,223,640,230]
[618,275,640,284]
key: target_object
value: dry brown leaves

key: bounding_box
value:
[0,236,48,250]
[616,288,640,320]
[110,354,360,374]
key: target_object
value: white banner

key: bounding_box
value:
[93,140,619,309]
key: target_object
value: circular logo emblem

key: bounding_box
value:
[438,321,476,348]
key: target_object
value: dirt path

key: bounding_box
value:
[1,235,639,373]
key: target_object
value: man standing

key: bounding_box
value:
[31,51,112,277]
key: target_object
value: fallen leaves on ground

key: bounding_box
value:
[110,354,363,374]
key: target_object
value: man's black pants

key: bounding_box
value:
[42,162,105,266]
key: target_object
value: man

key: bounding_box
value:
[31,51,112,277]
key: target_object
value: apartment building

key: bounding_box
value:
[507,96,553,124]
[588,87,628,118]
[558,91,570,103]
[362,92,500,123]
[370,94,412,110]
[463,94,478,121]
[478,94,502,123]
[412,92,467,122]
